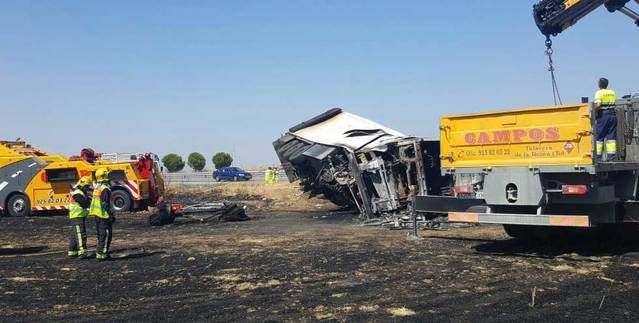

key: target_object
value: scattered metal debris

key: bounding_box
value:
[149,201,249,226]
[361,214,466,231]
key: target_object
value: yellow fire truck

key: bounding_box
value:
[0,141,164,217]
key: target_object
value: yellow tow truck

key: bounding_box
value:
[0,141,164,217]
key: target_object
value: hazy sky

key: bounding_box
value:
[1,1,637,166]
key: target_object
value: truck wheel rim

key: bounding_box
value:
[113,197,126,210]
[12,200,25,212]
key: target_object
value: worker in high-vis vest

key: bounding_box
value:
[272,167,279,184]
[265,167,274,185]
[90,167,114,261]
[68,176,91,258]
[594,77,618,161]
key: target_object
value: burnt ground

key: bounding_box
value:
[1,209,639,322]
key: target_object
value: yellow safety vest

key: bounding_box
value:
[89,183,111,219]
[68,189,88,219]
[265,169,273,184]
[595,89,617,105]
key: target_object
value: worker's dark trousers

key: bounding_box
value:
[68,218,87,256]
[596,110,617,161]
[95,218,113,259]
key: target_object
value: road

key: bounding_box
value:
[163,171,285,185]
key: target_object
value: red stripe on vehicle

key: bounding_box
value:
[126,181,139,194]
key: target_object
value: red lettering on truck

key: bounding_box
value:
[462,127,561,145]
[492,131,510,143]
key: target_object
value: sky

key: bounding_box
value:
[1,1,637,166]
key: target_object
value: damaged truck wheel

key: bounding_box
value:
[148,203,175,226]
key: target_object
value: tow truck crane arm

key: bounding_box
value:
[534,0,639,36]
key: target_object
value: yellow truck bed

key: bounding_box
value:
[440,104,593,169]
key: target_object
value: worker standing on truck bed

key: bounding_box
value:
[67,176,91,258]
[594,77,618,161]
[90,168,114,261]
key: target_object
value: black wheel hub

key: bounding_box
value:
[113,197,126,210]
[12,200,25,213]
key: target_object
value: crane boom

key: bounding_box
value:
[533,0,639,37]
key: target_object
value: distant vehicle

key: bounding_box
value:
[213,167,252,182]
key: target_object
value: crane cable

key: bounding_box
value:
[545,36,563,105]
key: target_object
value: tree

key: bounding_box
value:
[212,152,233,169]
[162,153,185,173]
[187,152,206,171]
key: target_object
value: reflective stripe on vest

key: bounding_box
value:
[595,89,617,105]
[68,189,88,219]
[89,183,111,219]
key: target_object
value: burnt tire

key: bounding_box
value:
[111,190,132,213]
[148,203,175,226]
[7,194,31,217]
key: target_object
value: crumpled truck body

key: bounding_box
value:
[273,108,447,218]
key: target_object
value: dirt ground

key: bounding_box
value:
[2,206,639,322]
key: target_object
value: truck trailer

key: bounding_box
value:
[415,98,639,238]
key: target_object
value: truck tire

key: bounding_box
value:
[111,190,132,213]
[7,194,31,217]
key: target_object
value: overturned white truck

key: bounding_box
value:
[273,108,448,218]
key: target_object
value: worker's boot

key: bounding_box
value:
[77,249,89,259]
[96,252,111,261]
[67,250,78,258]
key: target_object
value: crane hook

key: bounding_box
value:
[544,35,562,105]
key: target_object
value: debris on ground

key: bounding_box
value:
[149,201,249,226]
[361,214,476,231]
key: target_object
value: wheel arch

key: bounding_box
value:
[110,185,134,198]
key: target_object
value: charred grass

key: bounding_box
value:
[167,182,334,211]
[2,195,639,321]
